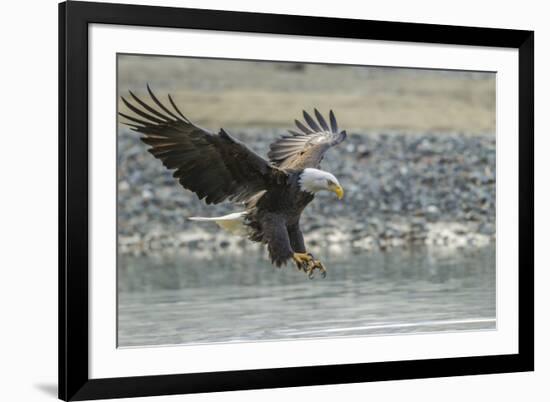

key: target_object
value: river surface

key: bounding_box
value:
[118,244,496,347]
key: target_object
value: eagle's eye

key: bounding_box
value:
[326,179,334,186]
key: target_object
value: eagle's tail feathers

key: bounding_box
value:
[188,212,248,236]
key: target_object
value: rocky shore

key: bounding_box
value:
[117,128,495,257]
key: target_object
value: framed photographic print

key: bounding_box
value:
[59,1,534,400]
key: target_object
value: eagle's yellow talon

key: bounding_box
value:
[293,252,311,261]
[317,261,327,278]
[295,253,326,279]
[293,252,312,271]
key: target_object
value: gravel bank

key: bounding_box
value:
[117,128,495,257]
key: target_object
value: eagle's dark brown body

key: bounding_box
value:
[119,85,346,270]
[245,173,314,266]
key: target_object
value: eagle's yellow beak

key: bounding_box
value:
[329,183,344,200]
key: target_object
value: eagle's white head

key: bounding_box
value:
[299,168,344,199]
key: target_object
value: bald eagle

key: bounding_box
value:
[120,86,347,278]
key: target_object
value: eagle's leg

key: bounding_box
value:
[287,223,327,278]
[288,224,312,272]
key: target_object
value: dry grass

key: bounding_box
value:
[118,55,495,134]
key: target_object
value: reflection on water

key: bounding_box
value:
[118,244,496,347]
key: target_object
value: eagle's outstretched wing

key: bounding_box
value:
[268,109,347,169]
[119,86,287,205]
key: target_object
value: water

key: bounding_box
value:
[118,244,496,347]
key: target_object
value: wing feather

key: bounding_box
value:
[314,108,329,131]
[168,94,191,122]
[145,84,183,122]
[329,110,338,133]
[303,110,321,132]
[128,90,173,122]
[295,119,313,135]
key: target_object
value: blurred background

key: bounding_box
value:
[117,54,496,347]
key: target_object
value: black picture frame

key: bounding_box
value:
[59,1,534,400]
